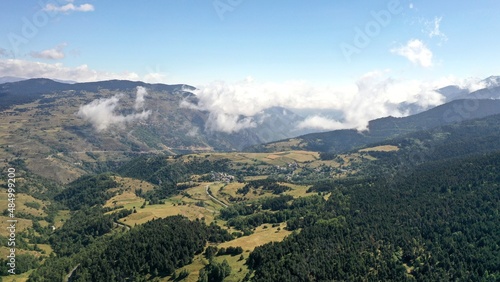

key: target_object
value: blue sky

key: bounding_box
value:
[2,0,499,84]
[1,1,500,131]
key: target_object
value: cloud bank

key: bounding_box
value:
[180,78,346,133]
[77,87,151,131]
[181,72,449,133]
[0,59,140,82]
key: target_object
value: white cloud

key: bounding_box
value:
[143,65,170,83]
[0,59,140,82]
[391,39,434,68]
[422,16,448,44]
[44,3,94,13]
[134,86,147,110]
[77,88,151,132]
[180,78,351,133]
[186,126,200,137]
[428,17,446,39]
[455,77,493,92]
[143,72,169,83]
[30,43,67,60]
[206,113,257,133]
[296,116,348,131]
[181,72,449,133]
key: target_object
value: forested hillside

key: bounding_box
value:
[248,152,500,281]
[28,216,232,281]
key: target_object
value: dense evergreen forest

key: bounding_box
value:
[28,216,232,281]
[247,152,500,281]
[49,206,132,256]
[54,174,118,210]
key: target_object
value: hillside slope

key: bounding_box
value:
[248,99,500,153]
[0,79,305,182]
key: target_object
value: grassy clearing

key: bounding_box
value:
[281,151,319,162]
[359,145,399,152]
[263,138,305,151]
[265,154,281,160]
[282,183,312,198]
[52,210,71,229]
[0,192,47,218]
[252,151,318,165]
[0,216,31,237]
[162,224,290,282]
[111,176,156,193]
[119,202,216,226]
[108,182,228,226]
[104,191,143,209]
[190,151,321,167]
[218,223,291,251]
[217,182,246,199]
[162,250,252,282]
[104,176,158,212]
[184,183,211,200]
[1,269,32,282]
[243,175,268,181]
[213,253,250,282]
[181,183,227,211]
[36,244,53,256]
[220,181,312,201]
[0,246,42,261]
[163,253,207,282]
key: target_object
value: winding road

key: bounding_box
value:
[205,185,228,208]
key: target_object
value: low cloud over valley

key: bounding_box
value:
[77,86,151,131]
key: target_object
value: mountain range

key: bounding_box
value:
[248,99,500,153]
[2,76,500,281]
[1,76,499,182]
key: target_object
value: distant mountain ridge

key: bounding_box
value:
[0,78,308,182]
[380,113,500,163]
[0,76,79,84]
[436,76,500,102]
[397,76,500,115]
[1,77,500,182]
[247,99,500,153]
[0,76,27,84]
[0,78,193,110]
